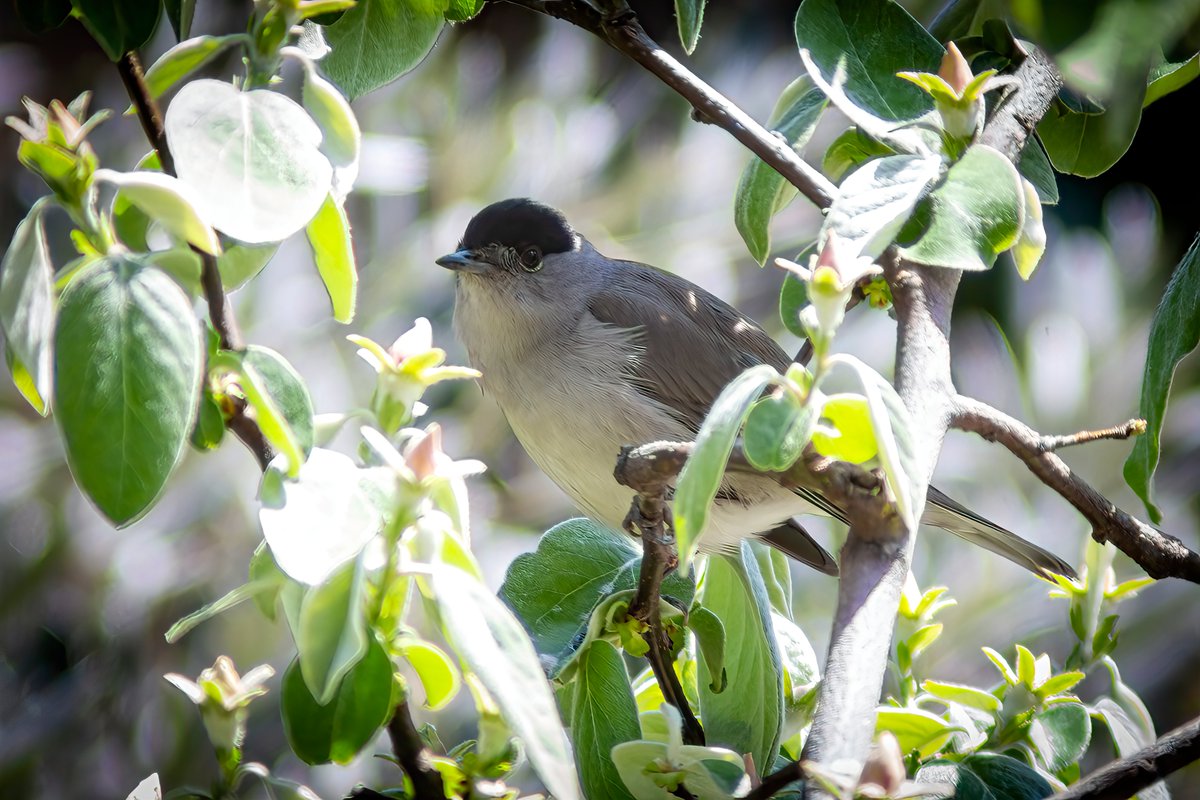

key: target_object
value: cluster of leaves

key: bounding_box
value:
[501,524,817,799]
[863,540,1163,799]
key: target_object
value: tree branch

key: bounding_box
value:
[615,442,706,746]
[950,395,1200,582]
[499,0,837,209]
[387,698,449,800]
[1049,714,1200,800]
[115,50,273,470]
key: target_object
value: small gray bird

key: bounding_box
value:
[437,198,1073,578]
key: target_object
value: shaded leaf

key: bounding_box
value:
[697,546,783,775]
[743,389,816,472]
[71,0,161,61]
[321,0,445,100]
[1029,702,1091,773]
[916,753,1053,800]
[15,0,72,33]
[245,345,315,458]
[1018,137,1059,206]
[688,606,727,692]
[675,0,706,54]
[163,0,196,39]
[570,641,640,800]
[1124,234,1200,523]
[1145,52,1200,106]
[499,518,694,664]
[734,82,827,263]
[1037,93,1145,178]
[282,634,393,764]
[55,255,201,525]
[295,556,368,704]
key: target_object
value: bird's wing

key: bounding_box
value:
[762,519,839,575]
[586,259,792,431]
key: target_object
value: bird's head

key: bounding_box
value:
[436,198,582,288]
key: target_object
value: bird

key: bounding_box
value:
[436,197,1074,579]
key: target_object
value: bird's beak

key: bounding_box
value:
[436,249,491,274]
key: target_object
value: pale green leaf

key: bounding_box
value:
[0,200,54,415]
[94,169,221,254]
[306,194,357,323]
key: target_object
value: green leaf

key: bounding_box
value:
[1015,644,1037,688]
[667,0,705,55]
[675,365,778,570]
[282,633,393,764]
[165,79,332,243]
[779,271,809,338]
[832,355,920,532]
[743,389,817,472]
[163,0,196,39]
[306,194,357,323]
[244,345,315,457]
[219,241,279,290]
[905,622,943,661]
[922,679,1001,713]
[445,0,485,22]
[295,556,368,704]
[688,607,727,693]
[822,126,896,183]
[146,249,202,295]
[300,59,361,169]
[249,541,286,620]
[321,0,446,101]
[697,546,783,775]
[398,638,461,711]
[811,393,877,464]
[1037,93,1144,178]
[1012,178,1047,280]
[141,35,243,103]
[164,577,281,642]
[55,255,202,525]
[499,518,694,664]
[259,447,381,585]
[983,646,1018,685]
[1145,52,1200,106]
[428,566,582,800]
[1030,702,1091,773]
[794,0,943,121]
[1124,234,1200,523]
[733,83,827,262]
[1017,137,1059,206]
[821,153,943,261]
[916,753,1054,800]
[900,144,1023,271]
[570,641,640,800]
[875,706,959,758]
[94,169,221,254]
[15,0,72,33]
[70,0,161,61]
[0,201,55,415]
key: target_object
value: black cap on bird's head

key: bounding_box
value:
[437,198,578,275]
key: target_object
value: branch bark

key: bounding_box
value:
[1049,714,1200,800]
[115,50,272,470]
[951,395,1200,582]
[615,442,706,746]
[387,698,450,800]
[500,0,837,210]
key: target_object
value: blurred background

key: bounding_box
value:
[1,0,1199,796]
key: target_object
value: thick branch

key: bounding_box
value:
[116,50,272,469]
[615,443,705,746]
[387,698,449,800]
[951,396,1200,582]
[500,0,836,209]
[978,46,1063,161]
[1049,714,1200,800]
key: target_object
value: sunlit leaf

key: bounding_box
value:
[94,169,221,254]
[0,201,54,415]
[675,365,778,570]
[295,556,368,704]
[1029,702,1091,773]
[306,194,357,323]
[165,79,332,243]
[1012,177,1046,280]
[743,389,816,472]
[141,35,244,102]
[398,638,461,711]
[875,706,959,758]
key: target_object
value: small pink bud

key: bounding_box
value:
[858,731,906,794]
[938,42,974,96]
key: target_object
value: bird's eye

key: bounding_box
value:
[519,246,542,272]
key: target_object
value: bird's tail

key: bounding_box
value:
[923,486,1076,579]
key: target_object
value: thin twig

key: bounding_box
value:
[1036,418,1147,452]
[387,698,449,800]
[115,49,273,468]
[744,761,803,800]
[500,0,836,209]
[615,443,706,746]
[951,395,1200,582]
[1049,714,1200,800]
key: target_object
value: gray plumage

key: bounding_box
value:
[439,198,1074,580]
